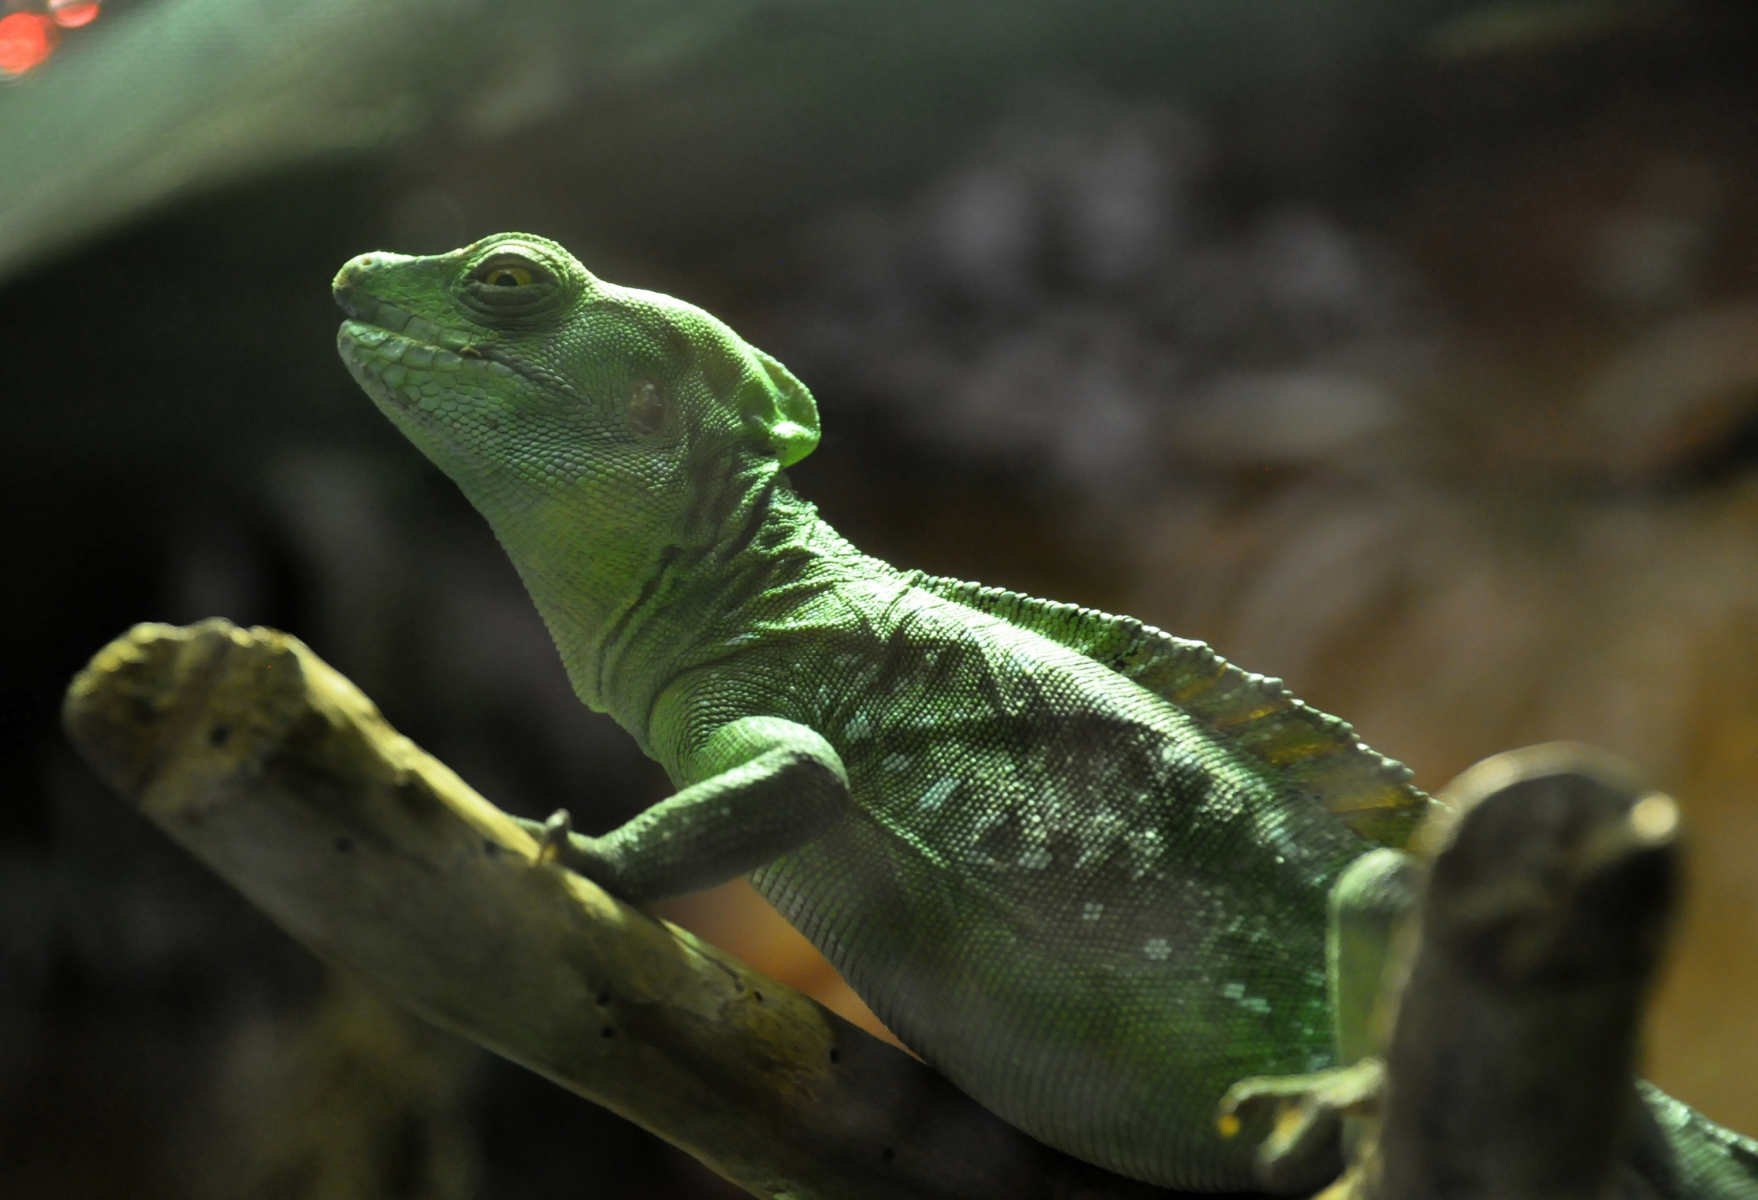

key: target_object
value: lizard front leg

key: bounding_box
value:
[524,716,850,904]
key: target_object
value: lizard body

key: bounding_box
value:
[331,234,1758,1194]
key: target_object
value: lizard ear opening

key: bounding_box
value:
[740,348,821,467]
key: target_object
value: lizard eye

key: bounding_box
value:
[472,257,549,288]
[462,251,563,315]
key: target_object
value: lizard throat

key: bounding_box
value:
[566,471,860,737]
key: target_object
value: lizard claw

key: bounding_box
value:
[536,808,575,865]
[1218,1057,1384,1194]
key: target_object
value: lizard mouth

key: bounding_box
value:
[335,284,455,346]
[334,286,518,418]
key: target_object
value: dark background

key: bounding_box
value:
[6,1,1758,1195]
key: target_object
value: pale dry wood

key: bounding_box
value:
[61,619,1189,1200]
[1296,749,1682,1200]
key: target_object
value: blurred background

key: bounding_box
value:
[6,0,1758,1195]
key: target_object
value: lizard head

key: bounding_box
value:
[331,233,820,649]
[333,233,818,481]
[333,231,818,528]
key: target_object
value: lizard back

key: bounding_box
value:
[667,563,1426,1190]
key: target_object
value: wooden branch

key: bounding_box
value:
[1378,749,1680,1200]
[1320,747,1683,1200]
[61,619,1192,1200]
[66,622,1689,1200]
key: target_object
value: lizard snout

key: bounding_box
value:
[332,251,422,324]
[332,253,386,322]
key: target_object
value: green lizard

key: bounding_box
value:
[331,233,1758,1195]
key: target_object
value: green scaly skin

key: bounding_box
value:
[331,234,1758,1195]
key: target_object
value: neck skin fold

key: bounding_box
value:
[493,453,870,749]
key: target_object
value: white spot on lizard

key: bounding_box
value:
[920,777,958,810]
[1217,982,1270,1013]
[1081,901,1105,921]
[1143,937,1171,961]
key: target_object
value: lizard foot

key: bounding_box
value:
[1218,1056,1385,1194]
[514,810,615,889]
[511,809,581,866]
[537,807,575,864]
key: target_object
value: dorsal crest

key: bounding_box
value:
[906,572,1428,848]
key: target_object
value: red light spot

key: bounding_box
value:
[50,1,101,30]
[0,12,57,75]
